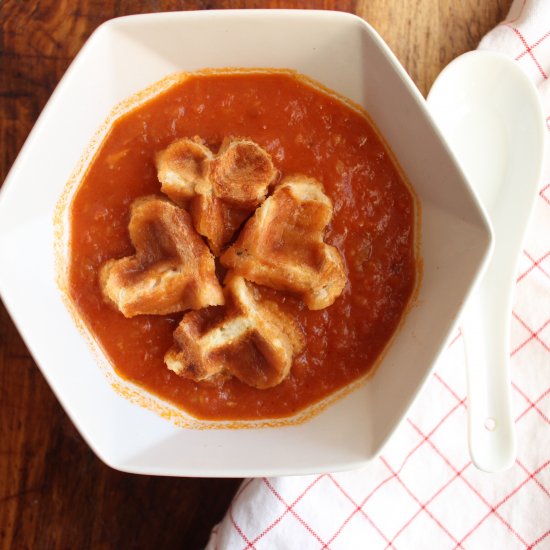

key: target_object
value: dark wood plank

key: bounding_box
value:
[0,1,510,549]
[357,0,512,96]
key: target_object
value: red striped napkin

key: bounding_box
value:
[208,2,550,547]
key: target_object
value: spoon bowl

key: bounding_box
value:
[428,51,545,472]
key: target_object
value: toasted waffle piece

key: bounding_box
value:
[189,193,251,256]
[156,137,278,254]
[193,138,277,253]
[207,138,277,208]
[221,176,347,310]
[100,196,224,317]
[155,137,213,204]
[165,276,305,389]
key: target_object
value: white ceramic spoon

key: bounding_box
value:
[427,51,545,472]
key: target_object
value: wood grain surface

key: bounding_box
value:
[0,1,511,548]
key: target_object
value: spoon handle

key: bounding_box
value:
[462,265,517,472]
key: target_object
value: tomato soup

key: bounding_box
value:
[68,71,417,420]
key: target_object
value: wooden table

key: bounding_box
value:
[0,1,511,548]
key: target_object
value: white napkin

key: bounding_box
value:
[208,2,550,547]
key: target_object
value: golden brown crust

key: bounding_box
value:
[99,196,224,317]
[221,176,347,310]
[189,190,251,256]
[207,137,278,208]
[155,137,212,204]
[156,137,278,254]
[165,275,305,389]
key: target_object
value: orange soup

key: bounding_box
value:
[68,71,417,420]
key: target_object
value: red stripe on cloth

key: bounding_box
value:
[448,329,463,348]
[406,420,471,475]
[234,478,254,501]
[531,528,550,548]
[325,474,395,549]
[517,250,550,282]
[229,509,255,549]
[511,313,550,356]
[409,422,533,548]
[382,398,466,484]
[417,399,467,441]
[508,26,548,79]
[228,479,256,548]
[393,466,468,550]
[434,372,467,406]
[516,29,550,60]
[456,506,519,549]
[516,459,550,500]
[494,460,550,509]
[540,183,550,206]
[380,456,464,548]
[513,382,550,425]
[361,471,398,504]
[260,476,327,547]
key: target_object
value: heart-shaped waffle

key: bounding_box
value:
[100,196,224,317]
[156,137,278,254]
[155,137,213,204]
[165,275,305,389]
[207,138,278,208]
[221,176,347,310]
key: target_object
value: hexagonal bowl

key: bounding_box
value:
[0,10,491,476]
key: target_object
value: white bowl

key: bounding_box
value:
[0,10,492,477]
